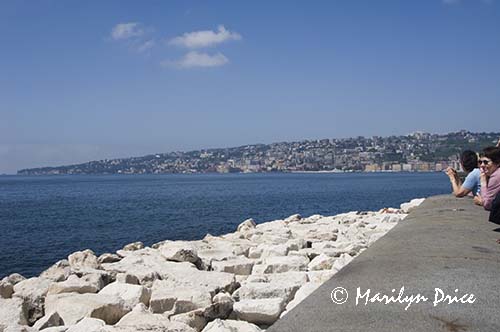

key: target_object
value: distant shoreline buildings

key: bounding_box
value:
[18,131,500,175]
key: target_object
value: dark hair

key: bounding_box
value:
[481,146,500,164]
[460,150,478,172]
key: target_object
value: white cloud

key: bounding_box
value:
[169,25,241,49]
[163,51,229,69]
[111,22,144,40]
[137,39,155,52]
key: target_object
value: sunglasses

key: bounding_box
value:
[479,159,491,165]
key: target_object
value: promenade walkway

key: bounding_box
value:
[268,195,500,332]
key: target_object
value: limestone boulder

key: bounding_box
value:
[0,297,28,327]
[98,253,122,264]
[400,198,425,213]
[284,214,302,223]
[13,277,53,324]
[159,241,201,265]
[47,274,104,295]
[66,317,105,332]
[307,270,338,284]
[99,282,151,310]
[68,250,100,271]
[332,253,354,272]
[44,293,130,325]
[33,327,68,332]
[122,241,145,251]
[32,312,64,330]
[233,298,285,325]
[0,279,14,299]
[246,271,308,286]
[115,303,170,328]
[252,255,309,274]
[237,218,256,232]
[149,280,212,314]
[2,325,37,332]
[307,253,335,271]
[283,282,321,315]
[211,257,254,275]
[40,260,72,282]
[101,249,193,286]
[170,309,207,332]
[3,274,26,286]
[201,319,263,332]
[114,273,140,285]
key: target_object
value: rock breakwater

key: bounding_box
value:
[0,198,425,332]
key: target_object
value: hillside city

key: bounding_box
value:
[18,131,500,175]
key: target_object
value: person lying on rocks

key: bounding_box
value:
[446,150,481,203]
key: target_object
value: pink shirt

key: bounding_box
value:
[483,168,500,210]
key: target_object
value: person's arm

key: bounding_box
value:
[474,194,483,206]
[446,168,471,197]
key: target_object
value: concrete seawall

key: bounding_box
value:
[268,195,500,332]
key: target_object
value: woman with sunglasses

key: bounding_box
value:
[474,147,500,225]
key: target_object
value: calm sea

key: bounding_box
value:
[0,172,450,278]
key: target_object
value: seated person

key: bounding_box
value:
[446,150,481,200]
[475,146,500,211]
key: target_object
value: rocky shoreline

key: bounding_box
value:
[0,198,425,332]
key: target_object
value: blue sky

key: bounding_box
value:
[1,0,499,174]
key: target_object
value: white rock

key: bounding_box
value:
[0,279,14,299]
[232,281,300,306]
[400,198,425,213]
[283,282,321,314]
[114,273,139,285]
[233,298,285,325]
[237,218,256,232]
[211,257,255,275]
[212,292,233,304]
[201,319,262,332]
[40,260,72,282]
[260,244,289,258]
[307,270,338,284]
[284,214,302,223]
[159,241,201,265]
[307,253,335,271]
[98,253,122,264]
[34,327,68,332]
[68,249,99,271]
[101,249,196,286]
[47,274,103,295]
[332,253,354,271]
[3,274,26,286]
[122,241,145,251]
[149,280,212,314]
[2,325,37,332]
[45,292,130,325]
[116,303,170,327]
[13,277,53,324]
[66,317,105,332]
[99,282,151,310]
[32,311,64,330]
[170,309,207,332]
[252,255,309,274]
[0,297,28,327]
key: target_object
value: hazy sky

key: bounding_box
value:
[1,0,499,174]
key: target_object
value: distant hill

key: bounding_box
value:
[18,131,500,175]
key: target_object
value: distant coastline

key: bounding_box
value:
[16,130,499,176]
